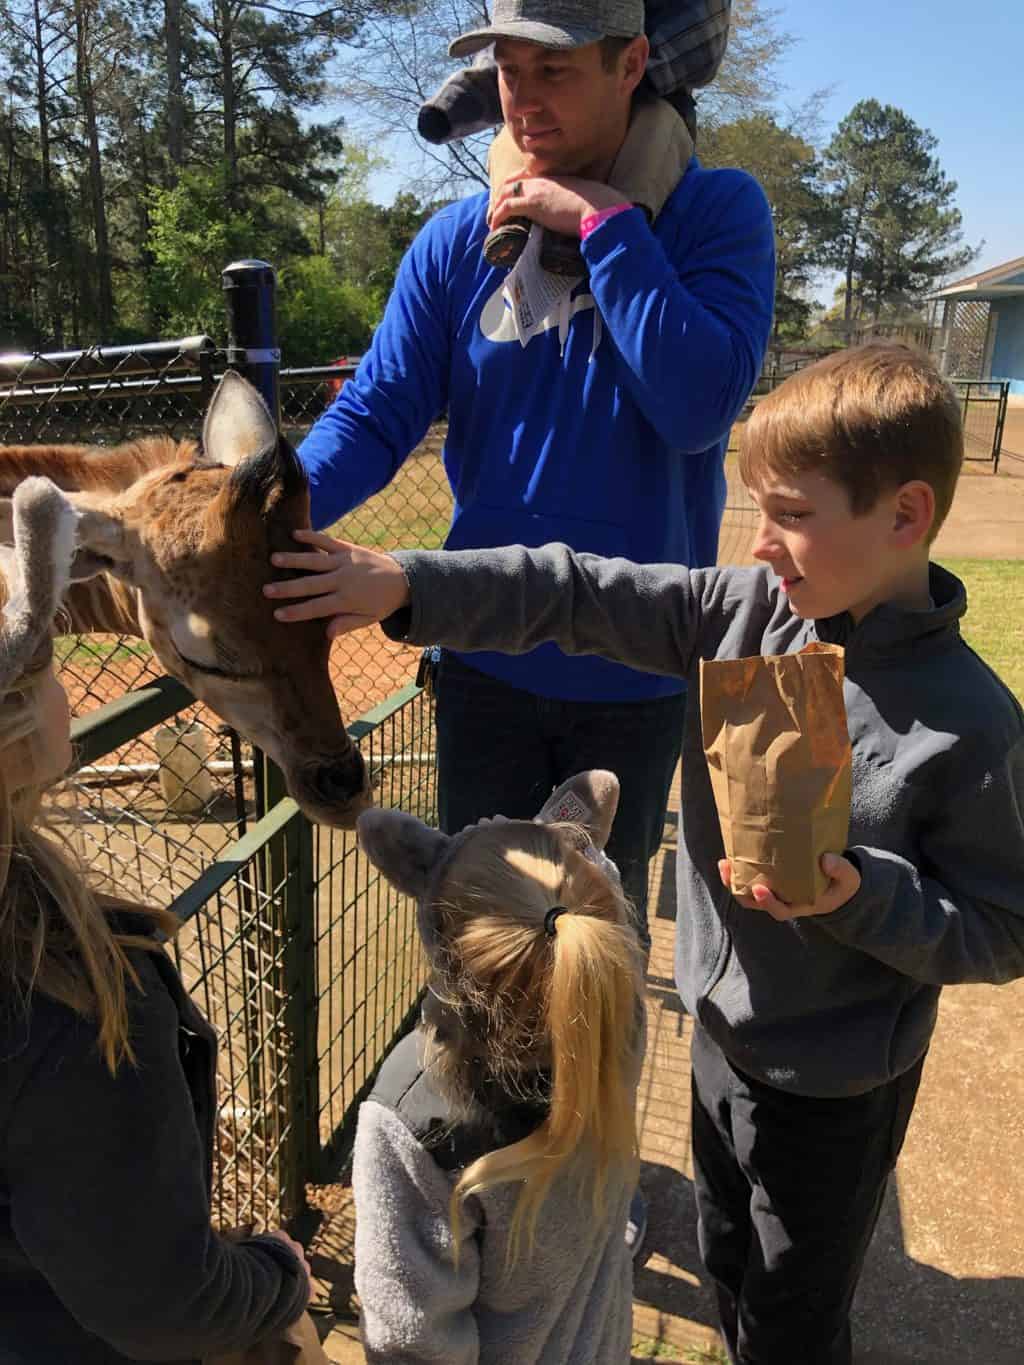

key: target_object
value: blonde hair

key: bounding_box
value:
[739,343,964,542]
[0,624,177,1073]
[426,820,644,1267]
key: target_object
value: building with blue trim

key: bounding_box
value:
[929,256,1024,395]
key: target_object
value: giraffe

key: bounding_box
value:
[0,371,371,827]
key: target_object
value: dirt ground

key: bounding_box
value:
[719,405,1024,567]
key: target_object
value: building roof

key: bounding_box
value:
[928,255,1024,302]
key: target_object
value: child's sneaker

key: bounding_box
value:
[483,218,532,269]
[483,221,586,277]
[625,1188,648,1260]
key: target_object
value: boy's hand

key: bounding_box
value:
[264,530,410,641]
[717,853,861,922]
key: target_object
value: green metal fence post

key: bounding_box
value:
[279,806,321,1218]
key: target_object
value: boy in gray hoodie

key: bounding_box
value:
[266,343,1024,1363]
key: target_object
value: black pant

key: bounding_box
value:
[434,652,685,948]
[690,1023,925,1365]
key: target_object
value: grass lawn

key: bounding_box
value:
[939,558,1024,703]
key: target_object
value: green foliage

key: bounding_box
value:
[702,114,830,342]
[0,0,986,360]
[145,168,313,335]
[318,190,434,315]
[276,256,377,365]
[146,168,265,334]
[821,100,979,322]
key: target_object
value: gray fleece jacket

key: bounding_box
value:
[353,1029,633,1365]
[387,546,1024,1097]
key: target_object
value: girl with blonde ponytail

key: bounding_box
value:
[354,770,646,1365]
[0,480,313,1363]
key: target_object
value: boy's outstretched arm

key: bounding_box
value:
[816,740,1024,985]
[265,532,734,679]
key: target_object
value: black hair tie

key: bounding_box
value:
[544,906,568,936]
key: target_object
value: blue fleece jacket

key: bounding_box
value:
[300,160,775,701]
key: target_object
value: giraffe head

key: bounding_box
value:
[19,373,371,826]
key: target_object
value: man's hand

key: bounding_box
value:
[717,853,861,922]
[489,171,629,238]
[264,529,410,641]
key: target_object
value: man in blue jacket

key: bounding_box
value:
[297,0,774,969]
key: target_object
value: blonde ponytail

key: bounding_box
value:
[431,823,644,1267]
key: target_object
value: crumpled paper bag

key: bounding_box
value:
[700,642,852,905]
[204,1310,329,1365]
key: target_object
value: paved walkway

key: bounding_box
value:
[307,762,1024,1363]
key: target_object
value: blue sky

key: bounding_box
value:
[773,0,1023,279]
[367,1,1022,287]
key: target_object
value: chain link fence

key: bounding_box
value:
[18,285,1002,1226]
[2,320,433,1229]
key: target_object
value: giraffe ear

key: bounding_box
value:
[0,478,76,690]
[202,370,278,468]
[357,809,451,899]
[357,809,452,959]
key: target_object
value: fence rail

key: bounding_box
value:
[62,665,431,1229]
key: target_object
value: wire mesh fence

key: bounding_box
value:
[954,380,1010,470]
[19,299,1002,1234]
[55,673,431,1230]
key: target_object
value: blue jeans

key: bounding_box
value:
[433,652,685,948]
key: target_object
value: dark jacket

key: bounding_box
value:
[0,928,307,1363]
[388,547,1024,1096]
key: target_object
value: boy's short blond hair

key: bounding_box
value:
[739,344,964,541]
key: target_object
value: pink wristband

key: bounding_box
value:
[580,202,634,240]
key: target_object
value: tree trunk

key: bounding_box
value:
[74,0,113,339]
[217,0,238,204]
[164,0,184,172]
[32,0,65,345]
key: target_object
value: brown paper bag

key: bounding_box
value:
[204,1310,330,1365]
[700,642,852,905]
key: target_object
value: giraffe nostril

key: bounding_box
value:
[310,751,367,805]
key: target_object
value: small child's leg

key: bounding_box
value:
[607,97,694,223]
[484,126,533,269]
[418,53,503,145]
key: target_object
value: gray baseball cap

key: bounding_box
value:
[449,0,645,59]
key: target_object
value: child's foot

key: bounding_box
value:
[483,217,531,269]
[625,1188,648,1260]
[539,232,585,277]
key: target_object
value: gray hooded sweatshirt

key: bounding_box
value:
[387,547,1024,1098]
[353,1030,633,1365]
